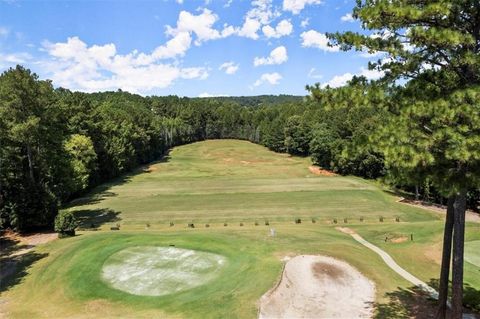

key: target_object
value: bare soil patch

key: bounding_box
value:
[309,166,337,176]
[1,230,56,292]
[259,255,375,318]
[336,226,356,235]
[312,261,346,280]
[145,165,158,172]
[390,236,408,243]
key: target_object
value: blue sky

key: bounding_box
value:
[0,0,384,97]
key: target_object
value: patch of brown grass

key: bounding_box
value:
[309,166,337,176]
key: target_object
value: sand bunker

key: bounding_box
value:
[259,255,375,319]
[101,246,226,296]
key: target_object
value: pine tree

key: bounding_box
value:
[327,1,480,317]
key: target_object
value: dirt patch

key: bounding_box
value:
[259,255,375,318]
[390,236,408,243]
[145,166,158,172]
[21,233,57,246]
[336,226,356,235]
[1,230,56,254]
[312,262,346,280]
[309,166,337,176]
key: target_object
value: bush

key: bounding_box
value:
[54,210,77,238]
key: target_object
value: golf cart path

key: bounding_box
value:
[336,227,438,297]
[337,227,480,319]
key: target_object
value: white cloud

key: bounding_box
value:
[224,0,233,7]
[236,18,262,39]
[246,0,276,25]
[181,67,209,80]
[198,92,228,97]
[300,18,309,28]
[283,0,322,14]
[176,0,183,4]
[166,9,233,45]
[340,13,354,22]
[254,46,288,66]
[262,19,293,38]
[359,49,384,58]
[235,0,279,40]
[0,52,31,68]
[40,36,209,94]
[308,67,322,79]
[219,61,239,74]
[322,68,383,88]
[254,72,282,86]
[300,30,339,52]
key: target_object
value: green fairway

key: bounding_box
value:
[1,140,479,318]
[66,140,438,227]
[466,240,480,268]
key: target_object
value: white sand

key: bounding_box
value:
[259,255,375,319]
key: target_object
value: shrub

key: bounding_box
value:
[55,210,77,238]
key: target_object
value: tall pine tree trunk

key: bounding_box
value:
[26,144,35,183]
[451,190,467,319]
[436,197,455,319]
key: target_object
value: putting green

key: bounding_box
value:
[465,240,480,267]
[101,246,227,296]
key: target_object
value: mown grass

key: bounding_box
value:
[66,140,439,227]
[2,226,412,319]
[1,140,479,318]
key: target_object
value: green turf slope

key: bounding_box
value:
[66,139,438,228]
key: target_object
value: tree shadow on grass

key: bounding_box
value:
[64,153,172,209]
[374,280,480,319]
[72,208,122,230]
[0,234,48,293]
[464,283,480,313]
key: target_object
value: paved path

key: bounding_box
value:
[348,230,438,299]
[336,227,439,297]
[337,227,480,318]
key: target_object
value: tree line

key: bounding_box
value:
[0,65,478,233]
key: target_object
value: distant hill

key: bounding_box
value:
[196,95,305,106]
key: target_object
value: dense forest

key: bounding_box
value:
[0,65,478,232]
